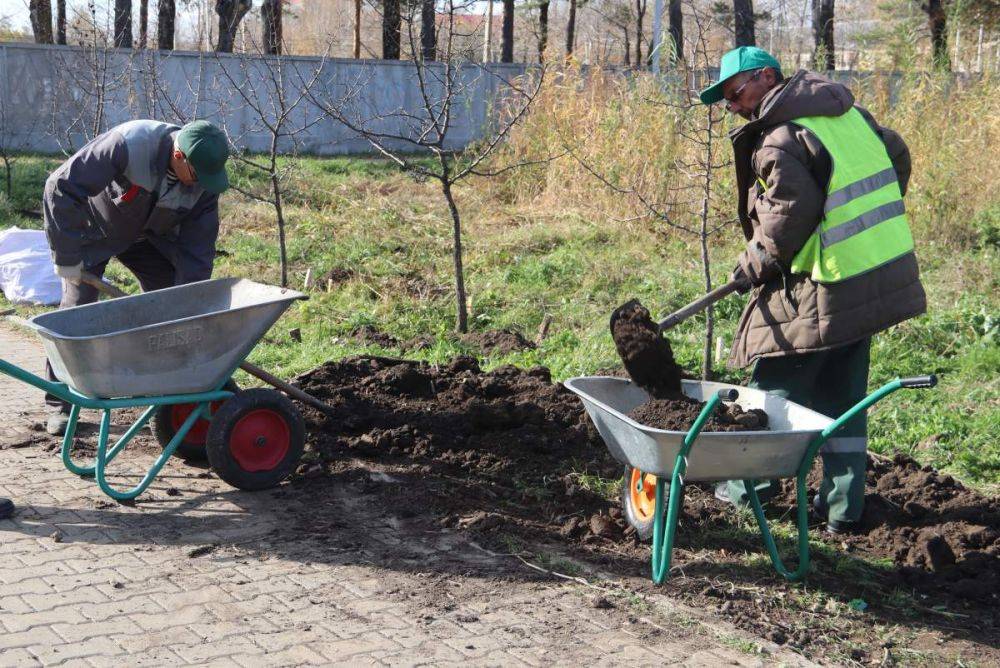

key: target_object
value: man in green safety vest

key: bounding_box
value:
[699,47,927,533]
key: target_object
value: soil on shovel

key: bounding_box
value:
[285,354,998,665]
[609,299,683,398]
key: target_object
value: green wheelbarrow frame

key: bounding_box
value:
[0,357,236,501]
[642,375,938,583]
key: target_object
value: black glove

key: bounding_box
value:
[731,264,752,295]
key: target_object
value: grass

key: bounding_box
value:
[1,72,997,493]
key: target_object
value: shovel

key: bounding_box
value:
[78,272,337,415]
[656,277,746,332]
[609,277,747,398]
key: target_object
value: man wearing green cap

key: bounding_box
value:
[700,47,926,532]
[41,119,230,434]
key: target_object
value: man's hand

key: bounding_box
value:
[54,262,83,283]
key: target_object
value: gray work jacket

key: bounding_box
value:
[43,120,220,284]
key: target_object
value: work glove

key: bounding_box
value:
[736,241,781,287]
[54,262,83,283]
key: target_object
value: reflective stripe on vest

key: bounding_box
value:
[784,108,914,283]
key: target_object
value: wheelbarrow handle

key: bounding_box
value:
[80,272,337,415]
[658,279,744,332]
[900,375,937,389]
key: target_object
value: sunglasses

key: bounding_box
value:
[724,69,763,109]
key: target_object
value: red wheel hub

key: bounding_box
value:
[229,409,290,472]
[171,399,226,445]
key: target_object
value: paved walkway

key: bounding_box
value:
[0,322,813,667]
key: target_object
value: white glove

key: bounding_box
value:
[55,262,83,283]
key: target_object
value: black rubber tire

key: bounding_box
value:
[621,465,661,541]
[206,388,305,491]
[151,380,239,461]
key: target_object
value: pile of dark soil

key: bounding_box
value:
[350,324,400,348]
[629,397,769,431]
[460,329,536,356]
[288,355,998,664]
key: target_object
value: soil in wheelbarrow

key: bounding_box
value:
[280,354,1000,665]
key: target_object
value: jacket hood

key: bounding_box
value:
[746,70,855,132]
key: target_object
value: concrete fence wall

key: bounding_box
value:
[0,42,528,156]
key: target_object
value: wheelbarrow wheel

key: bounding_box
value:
[622,466,661,541]
[206,388,304,491]
[151,380,239,461]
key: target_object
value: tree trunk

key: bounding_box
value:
[115,0,133,48]
[538,0,549,62]
[382,0,401,59]
[55,0,65,44]
[216,0,252,53]
[158,0,175,49]
[501,0,514,62]
[441,179,469,333]
[733,0,755,47]
[421,0,436,61]
[922,0,950,70]
[623,26,631,67]
[353,0,362,58]
[139,0,149,48]
[811,0,834,70]
[668,0,683,63]
[635,0,644,68]
[566,0,576,56]
[262,0,283,55]
[29,0,54,44]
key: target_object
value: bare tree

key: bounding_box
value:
[502,0,515,62]
[262,0,283,55]
[56,0,66,44]
[114,0,133,48]
[733,0,755,46]
[421,0,437,60]
[566,0,577,55]
[215,39,329,286]
[635,0,646,66]
[668,0,683,63]
[568,4,737,378]
[139,0,149,48]
[920,0,951,70]
[811,0,834,70]
[158,0,175,49]
[29,0,54,44]
[310,3,548,333]
[537,0,550,61]
[384,0,401,59]
[354,0,362,58]
[48,5,135,154]
[216,0,252,52]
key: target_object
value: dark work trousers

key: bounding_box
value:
[45,240,176,413]
[724,338,872,524]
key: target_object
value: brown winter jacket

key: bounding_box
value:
[727,70,927,368]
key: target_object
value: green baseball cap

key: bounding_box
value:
[177,120,230,194]
[699,46,782,105]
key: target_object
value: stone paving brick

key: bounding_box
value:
[27,637,123,665]
[0,648,43,668]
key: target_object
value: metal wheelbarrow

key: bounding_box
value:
[0,278,308,501]
[564,374,937,583]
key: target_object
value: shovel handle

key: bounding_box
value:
[658,279,743,332]
[80,272,337,415]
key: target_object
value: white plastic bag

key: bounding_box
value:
[0,227,62,306]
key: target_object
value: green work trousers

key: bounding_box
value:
[725,338,871,524]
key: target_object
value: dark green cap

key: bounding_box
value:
[699,46,782,105]
[177,120,230,194]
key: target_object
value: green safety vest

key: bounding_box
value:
[767,107,914,283]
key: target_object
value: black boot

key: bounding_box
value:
[0,497,14,520]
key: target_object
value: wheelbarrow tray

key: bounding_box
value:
[564,376,833,481]
[27,278,305,398]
